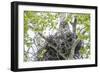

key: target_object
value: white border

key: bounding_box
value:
[18,5,95,68]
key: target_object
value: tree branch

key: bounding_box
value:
[68,39,80,59]
[71,16,77,34]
